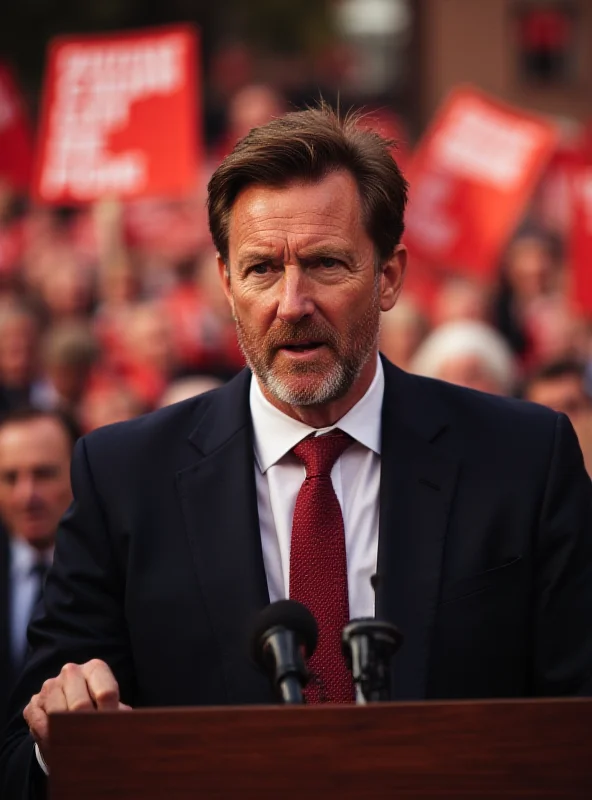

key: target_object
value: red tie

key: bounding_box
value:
[289,430,355,703]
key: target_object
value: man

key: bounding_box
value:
[523,359,592,474]
[0,304,41,414]
[2,105,592,798]
[523,359,591,422]
[0,408,78,726]
[31,322,101,419]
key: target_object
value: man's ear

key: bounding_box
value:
[217,254,234,312]
[380,244,407,312]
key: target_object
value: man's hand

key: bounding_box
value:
[23,659,131,764]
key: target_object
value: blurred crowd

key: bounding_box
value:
[0,83,591,458]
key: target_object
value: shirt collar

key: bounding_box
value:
[250,355,384,474]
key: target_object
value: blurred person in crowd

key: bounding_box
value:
[94,258,142,373]
[158,375,224,408]
[162,251,217,371]
[4,105,592,797]
[0,407,79,726]
[19,211,63,296]
[523,360,592,475]
[411,320,517,396]
[524,359,591,421]
[379,296,429,370]
[96,259,140,308]
[32,322,101,421]
[119,301,177,409]
[0,304,42,413]
[163,248,245,380]
[92,197,144,373]
[35,245,95,324]
[433,276,490,327]
[493,229,563,363]
[207,43,255,144]
[228,84,285,142]
[210,84,285,164]
[0,181,27,280]
[524,298,588,365]
[80,384,144,433]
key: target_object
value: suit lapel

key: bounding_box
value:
[376,359,459,700]
[176,369,273,704]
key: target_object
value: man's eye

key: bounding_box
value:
[319,257,340,269]
[250,264,270,275]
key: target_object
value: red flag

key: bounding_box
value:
[570,159,592,314]
[0,63,34,192]
[33,25,201,204]
[404,86,558,278]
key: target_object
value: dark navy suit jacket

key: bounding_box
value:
[2,358,592,798]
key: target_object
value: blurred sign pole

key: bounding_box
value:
[33,25,201,205]
[403,86,558,279]
[0,62,34,192]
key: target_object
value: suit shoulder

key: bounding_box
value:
[406,371,560,439]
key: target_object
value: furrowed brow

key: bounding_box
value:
[237,250,277,271]
[298,244,356,264]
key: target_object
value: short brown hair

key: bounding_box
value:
[207,103,408,266]
[0,405,81,451]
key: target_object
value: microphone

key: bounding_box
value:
[342,576,403,703]
[249,599,318,705]
[342,619,403,703]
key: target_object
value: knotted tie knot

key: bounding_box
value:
[292,429,353,479]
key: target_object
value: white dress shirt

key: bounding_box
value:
[9,538,52,668]
[251,356,384,618]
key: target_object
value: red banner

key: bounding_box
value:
[33,25,201,204]
[0,63,34,192]
[404,87,558,278]
[570,159,592,314]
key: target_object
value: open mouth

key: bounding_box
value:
[281,342,324,352]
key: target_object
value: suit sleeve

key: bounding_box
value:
[0,436,135,799]
[534,413,592,695]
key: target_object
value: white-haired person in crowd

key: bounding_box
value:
[379,296,429,371]
[410,320,518,396]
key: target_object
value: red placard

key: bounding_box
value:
[570,159,592,314]
[0,62,34,192]
[404,87,558,278]
[33,25,201,204]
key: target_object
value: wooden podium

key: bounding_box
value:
[49,699,592,798]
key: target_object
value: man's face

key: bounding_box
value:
[527,374,590,423]
[0,418,73,549]
[219,171,405,408]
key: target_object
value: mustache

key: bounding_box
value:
[266,320,338,349]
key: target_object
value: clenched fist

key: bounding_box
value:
[23,659,131,765]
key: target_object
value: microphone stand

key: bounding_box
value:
[342,619,403,703]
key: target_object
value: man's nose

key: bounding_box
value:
[276,266,315,323]
[14,475,37,505]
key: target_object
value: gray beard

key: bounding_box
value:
[252,346,369,407]
[235,299,381,407]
